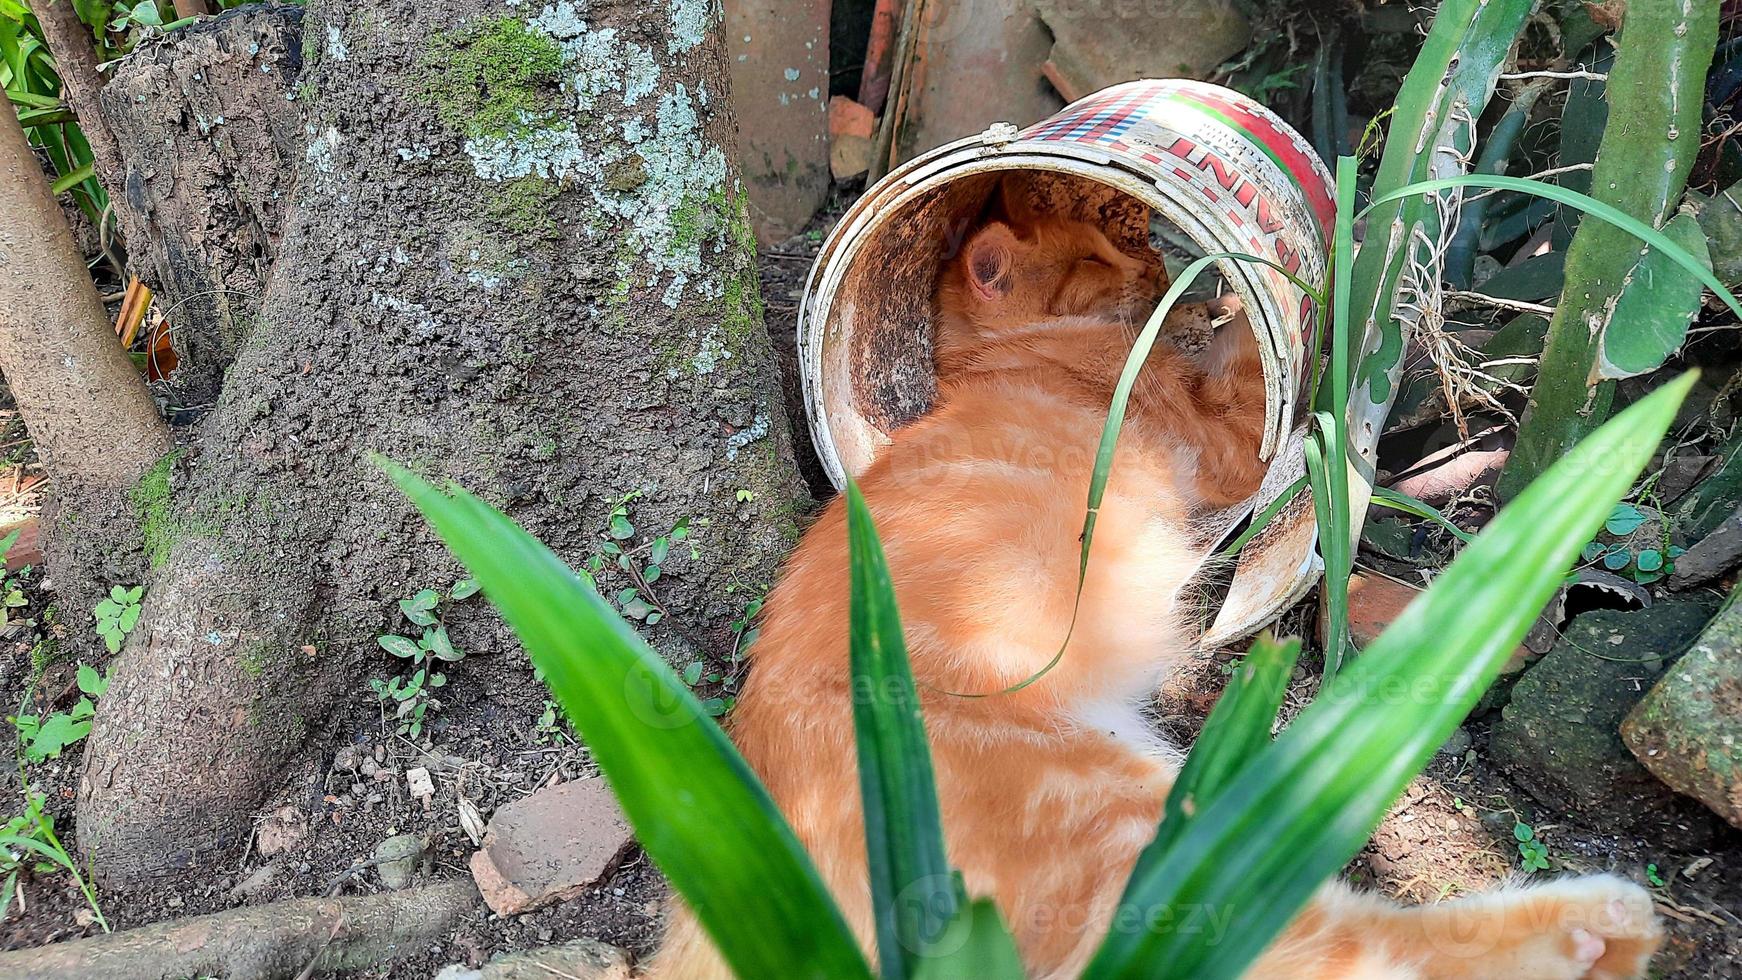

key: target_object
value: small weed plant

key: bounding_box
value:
[581,491,704,627]
[1513,821,1551,873]
[370,579,478,739]
[92,585,142,654]
[10,663,107,764]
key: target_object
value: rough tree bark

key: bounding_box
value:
[0,89,171,613]
[98,5,305,406]
[77,0,809,886]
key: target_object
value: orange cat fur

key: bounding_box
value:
[649,201,1661,979]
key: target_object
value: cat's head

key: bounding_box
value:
[934,179,1163,370]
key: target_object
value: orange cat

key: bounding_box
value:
[650,196,1661,979]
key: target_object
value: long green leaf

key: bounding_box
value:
[1366,174,1742,322]
[1217,475,1308,558]
[380,460,871,980]
[0,833,73,873]
[1085,373,1694,979]
[846,481,955,977]
[1314,155,1360,677]
[1369,486,1473,544]
[48,158,90,194]
[1141,633,1301,860]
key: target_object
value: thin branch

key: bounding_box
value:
[1498,69,1607,81]
[1443,291,1556,316]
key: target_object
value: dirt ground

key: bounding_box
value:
[0,195,1739,978]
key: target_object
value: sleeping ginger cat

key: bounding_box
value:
[652,196,1661,978]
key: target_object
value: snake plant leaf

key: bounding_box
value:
[1084,374,1694,980]
[846,481,956,978]
[1140,633,1301,860]
[1331,0,1533,605]
[378,459,872,980]
[1340,0,1533,409]
[1478,251,1566,303]
[1497,0,1718,498]
[1593,212,1711,381]
[1694,178,1742,295]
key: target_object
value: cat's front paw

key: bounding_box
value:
[1195,299,1258,377]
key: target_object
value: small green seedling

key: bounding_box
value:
[533,698,573,745]
[370,580,477,739]
[1646,863,1666,887]
[0,528,31,630]
[10,663,108,764]
[93,586,142,654]
[680,660,735,718]
[0,789,107,931]
[1514,821,1550,873]
[582,492,704,627]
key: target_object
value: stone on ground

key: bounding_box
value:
[469,777,634,916]
[1489,603,1716,831]
[374,833,424,889]
[1623,597,1742,829]
[436,938,630,980]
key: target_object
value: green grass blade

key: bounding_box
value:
[48,158,90,194]
[1217,475,1308,558]
[1363,174,1742,322]
[912,897,1024,980]
[1302,431,1345,670]
[940,251,1317,697]
[379,460,871,980]
[1085,373,1694,979]
[1370,486,1473,543]
[846,481,955,977]
[0,834,73,874]
[1314,155,1360,678]
[1141,633,1301,859]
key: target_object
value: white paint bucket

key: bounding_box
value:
[796,79,1333,645]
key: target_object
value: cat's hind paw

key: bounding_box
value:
[1477,873,1662,980]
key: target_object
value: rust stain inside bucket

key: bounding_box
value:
[839,171,1165,437]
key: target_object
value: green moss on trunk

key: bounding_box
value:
[420,17,565,140]
[130,449,184,570]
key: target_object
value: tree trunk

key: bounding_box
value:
[0,88,172,621]
[28,0,126,194]
[98,4,305,408]
[77,0,809,887]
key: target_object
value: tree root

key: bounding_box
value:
[0,880,479,980]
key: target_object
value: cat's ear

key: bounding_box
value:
[992,174,1041,226]
[964,223,1017,301]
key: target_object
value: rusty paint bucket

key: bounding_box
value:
[797,79,1333,646]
